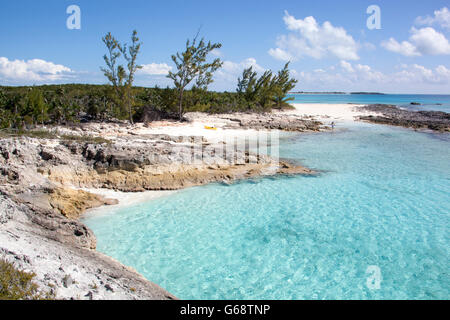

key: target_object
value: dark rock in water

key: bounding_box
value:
[358,104,450,132]
[410,102,421,105]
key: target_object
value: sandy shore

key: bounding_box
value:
[56,104,373,145]
[286,103,377,123]
[81,116,269,144]
[82,188,176,217]
[118,104,377,138]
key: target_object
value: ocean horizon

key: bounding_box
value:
[287,94,450,112]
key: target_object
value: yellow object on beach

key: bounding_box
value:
[204,126,217,130]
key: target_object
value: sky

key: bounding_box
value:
[0,0,449,93]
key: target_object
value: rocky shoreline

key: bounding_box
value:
[0,112,319,300]
[358,104,450,132]
[184,112,323,131]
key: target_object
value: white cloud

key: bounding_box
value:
[340,61,385,81]
[212,58,266,90]
[210,58,449,93]
[382,27,450,56]
[0,57,72,82]
[436,64,450,78]
[269,11,359,61]
[416,7,450,30]
[394,64,450,84]
[354,64,385,82]
[340,60,354,73]
[409,27,450,55]
[381,38,420,57]
[138,63,172,75]
[292,62,450,92]
[220,58,265,75]
[210,49,223,57]
[268,48,295,61]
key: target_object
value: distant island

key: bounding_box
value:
[289,91,385,95]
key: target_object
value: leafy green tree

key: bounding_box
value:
[0,89,6,107]
[0,90,10,128]
[237,67,275,110]
[236,62,297,111]
[49,86,72,124]
[0,109,13,129]
[255,70,275,110]
[272,62,297,108]
[167,33,223,120]
[27,88,48,126]
[6,92,25,128]
[237,66,258,105]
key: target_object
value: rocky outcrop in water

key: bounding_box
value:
[358,104,450,132]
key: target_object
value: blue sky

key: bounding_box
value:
[0,0,449,93]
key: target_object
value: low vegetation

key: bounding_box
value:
[0,128,111,144]
[0,29,298,130]
[0,258,54,300]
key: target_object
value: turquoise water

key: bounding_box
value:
[84,122,450,300]
[287,94,450,112]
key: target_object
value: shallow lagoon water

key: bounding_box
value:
[84,122,449,299]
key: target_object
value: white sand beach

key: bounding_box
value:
[129,119,268,144]
[139,104,379,136]
[82,188,176,217]
[286,103,378,122]
[111,104,377,140]
[68,104,379,147]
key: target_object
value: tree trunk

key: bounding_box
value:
[126,89,134,125]
[178,89,184,121]
[128,102,134,125]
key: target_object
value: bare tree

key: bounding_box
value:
[101,30,142,123]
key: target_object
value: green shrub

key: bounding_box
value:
[0,258,54,300]
[0,83,296,127]
[0,129,111,145]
